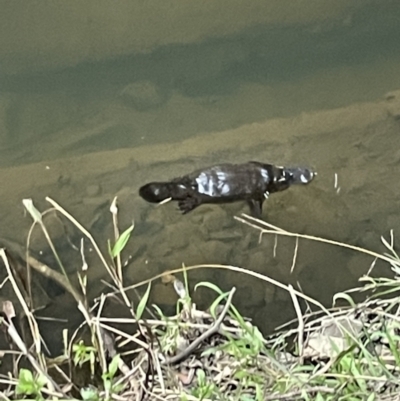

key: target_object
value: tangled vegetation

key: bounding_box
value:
[1,198,400,400]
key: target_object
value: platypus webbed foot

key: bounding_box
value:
[247,199,263,218]
[177,197,200,214]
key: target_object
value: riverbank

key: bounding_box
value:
[1,199,400,400]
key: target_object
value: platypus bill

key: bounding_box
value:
[139,161,315,218]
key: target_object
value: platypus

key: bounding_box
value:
[139,161,315,217]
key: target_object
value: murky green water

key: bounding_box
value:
[1,1,400,345]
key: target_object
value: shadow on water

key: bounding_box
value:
[0,2,400,354]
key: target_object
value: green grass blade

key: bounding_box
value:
[111,224,134,258]
[136,282,151,320]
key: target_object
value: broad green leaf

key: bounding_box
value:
[16,369,35,395]
[111,225,134,258]
[19,368,34,384]
[16,382,34,395]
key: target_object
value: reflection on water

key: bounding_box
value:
[0,1,400,341]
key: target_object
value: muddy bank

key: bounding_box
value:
[1,91,399,332]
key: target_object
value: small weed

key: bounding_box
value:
[191,369,217,399]
[16,368,47,400]
[73,340,97,370]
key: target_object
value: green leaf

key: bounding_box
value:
[136,283,151,320]
[152,303,164,318]
[108,354,120,379]
[194,281,223,295]
[103,378,111,392]
[196,282,246,329]
[36,373,47,388]
[333,292,356,307]
[19,368,34,384]
[16,369,35,395]
[16,382,34,395]
[255,383,263,401]
[196,369,206,384]
[209,291,229,318]
[81,386,99,401]
[111,225,134,258]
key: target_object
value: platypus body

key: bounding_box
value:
[139,161,315,217]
